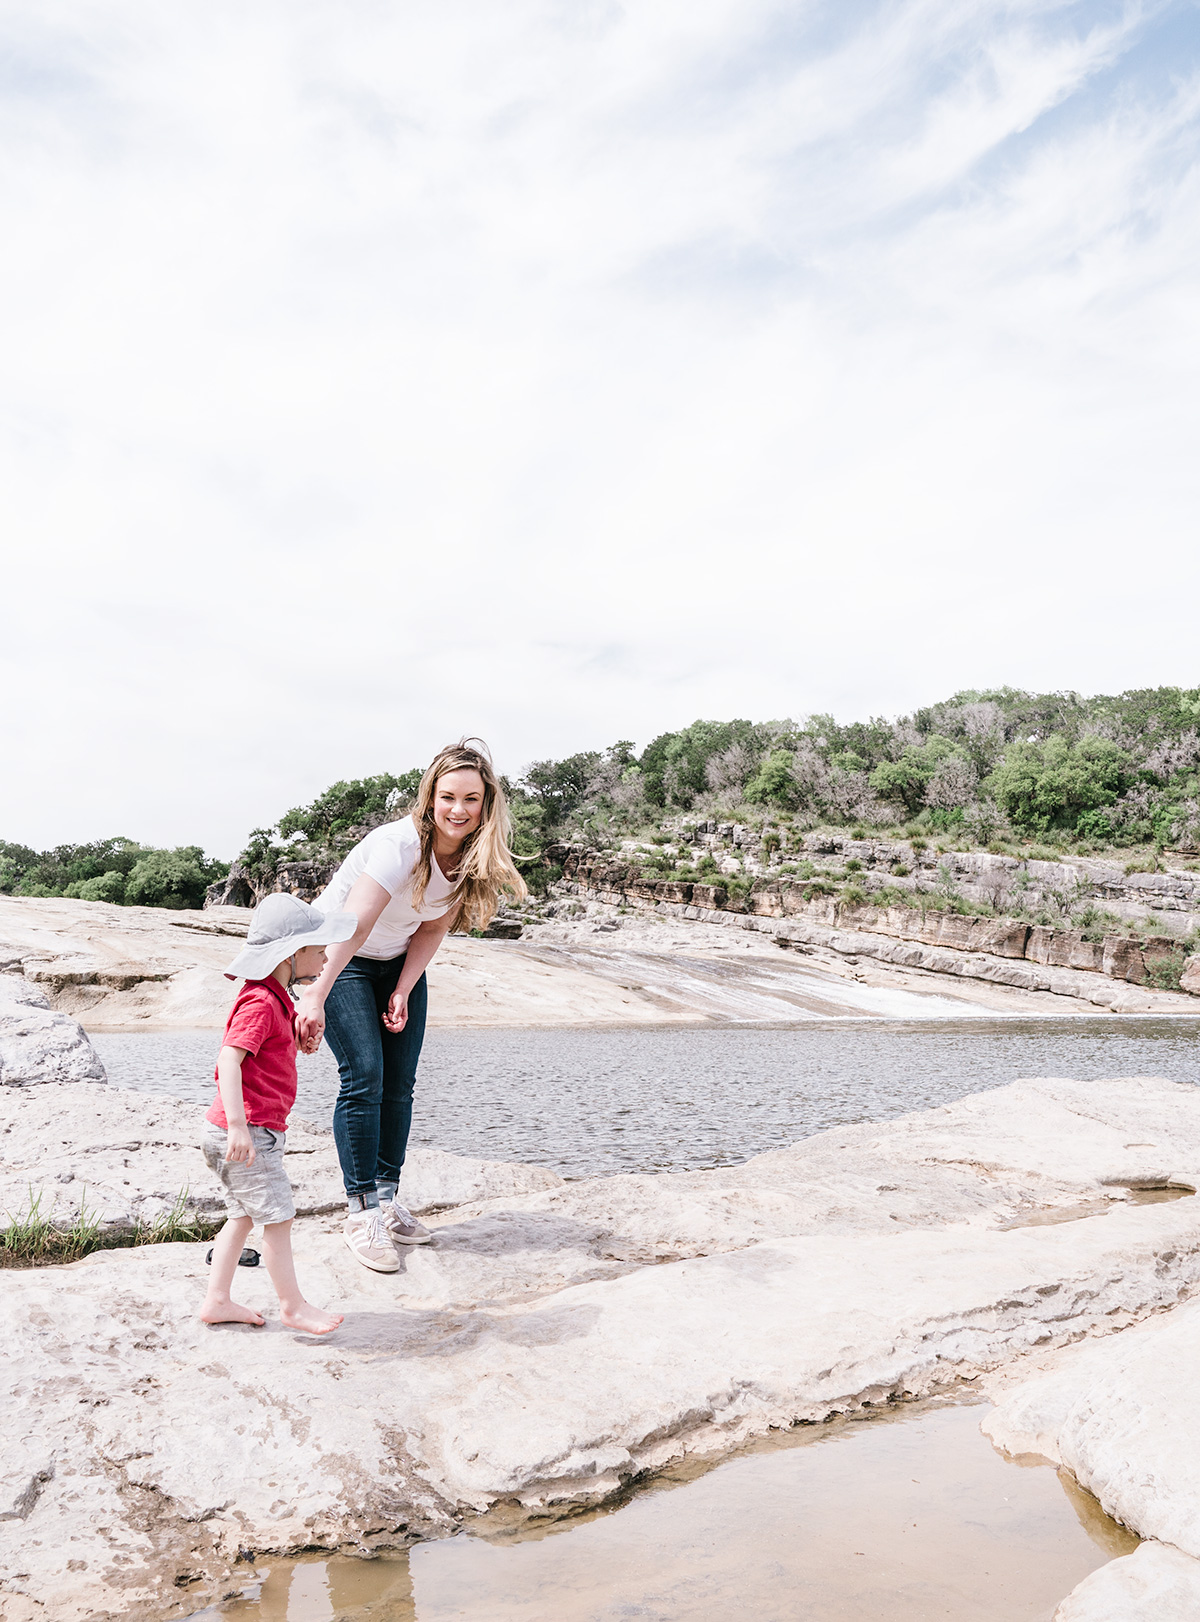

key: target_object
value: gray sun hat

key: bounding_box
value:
[225,893,357,981]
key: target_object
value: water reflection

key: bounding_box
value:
[200,1404,1135,1622]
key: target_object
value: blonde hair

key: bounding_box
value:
[409,738,526,932]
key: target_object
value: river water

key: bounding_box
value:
[93,1017,1200,1179]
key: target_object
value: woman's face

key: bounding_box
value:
[433,768,486,844]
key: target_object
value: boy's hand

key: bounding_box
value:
[295,994,325,1054]
[225,1123,256,1166]
[382,988,408,1033]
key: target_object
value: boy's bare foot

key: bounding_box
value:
[279,1301,344,1336]
[201,1300,266,1327]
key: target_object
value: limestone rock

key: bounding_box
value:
[1052,1544,1200,1619]
[0,1084,560,1233]
[0,976,105,1087]
[1180,953,1200,995]
[983,1293,1200,1560]
[3,1193,1200,1618]
[4,1079,1200,1615]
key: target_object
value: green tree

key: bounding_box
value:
[744,750,800,809]
[124,847,228,910]
[0,842,38,894]
[638,719,769,807]
[987,736,1130,832]
[521,752,602,820]
[869,736,963,815]
[276,772,421,847]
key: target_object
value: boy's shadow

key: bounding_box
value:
[297,1298,602,1357]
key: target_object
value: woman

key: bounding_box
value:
[295,739,525,1272]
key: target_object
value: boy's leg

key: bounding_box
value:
[325,959,388,1211]
[200,1215,262,1326]
[259,1219,343,1336]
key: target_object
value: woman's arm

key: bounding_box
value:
[383,912,456,1033]
[294,874,392,1053]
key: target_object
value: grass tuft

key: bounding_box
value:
[0,1187,222,1269]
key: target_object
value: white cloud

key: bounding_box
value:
[1,0,1198,852]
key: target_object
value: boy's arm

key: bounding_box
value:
[216,1046,256,1165]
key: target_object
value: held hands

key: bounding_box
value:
[294,993,326,1056]
[383,987,409,1033]
[225,1122,256,1166]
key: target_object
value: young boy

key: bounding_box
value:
[200,892,356,1335]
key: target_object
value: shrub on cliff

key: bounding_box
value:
[66,870,128,903]
[276,771,423,850]
[869,736,968,816]
[986,736,1131,834]
[744,750,802,809]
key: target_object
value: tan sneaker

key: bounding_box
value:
[343,1210,400,1273]
[380,1198,432,1246]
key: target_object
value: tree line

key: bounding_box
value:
[7,686,1200,910]
[0,838,229,910]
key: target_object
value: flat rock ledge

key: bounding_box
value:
[4,1077,1200,1618]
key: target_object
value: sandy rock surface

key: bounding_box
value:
[3,1077,1200,1618]
[0,975,105,1086]
[0,896,700,1030]
[0,893,1127,1032]
[0,1082,560,1231]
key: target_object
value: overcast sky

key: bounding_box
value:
[2,0,1198,856]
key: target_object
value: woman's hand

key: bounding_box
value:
[383,986,409,1033]
[294,993,326,1054]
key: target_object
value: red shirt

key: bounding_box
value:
[206,977,298,1133]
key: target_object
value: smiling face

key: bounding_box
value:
[432,768,486,847]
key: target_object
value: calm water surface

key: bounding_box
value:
[93,1019,1200,1179]
[186,1402,1136,1622]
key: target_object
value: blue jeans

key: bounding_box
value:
[323,954,428,1200]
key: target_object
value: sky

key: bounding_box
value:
[2,0,1199,856]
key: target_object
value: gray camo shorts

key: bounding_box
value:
[201,1124,296,1226]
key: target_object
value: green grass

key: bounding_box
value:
[0,1188,222,1269]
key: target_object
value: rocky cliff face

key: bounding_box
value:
[551,833,1200,1007]
[205,856,337,909]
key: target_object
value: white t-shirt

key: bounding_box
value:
[315,816,457,960]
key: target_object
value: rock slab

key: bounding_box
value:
[0,976,105,1087]
[3,1079,1200,1618]
[985,1288,1200,1616]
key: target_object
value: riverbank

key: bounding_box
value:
[3,1005,1200,1616]
[4,893,1199,1033]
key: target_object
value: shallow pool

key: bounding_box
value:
[184,1401,1135,1622]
